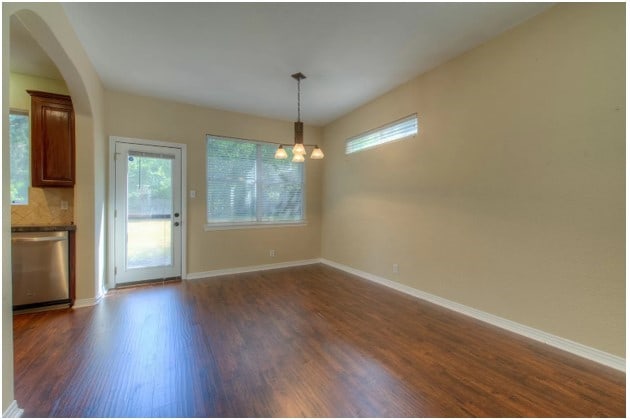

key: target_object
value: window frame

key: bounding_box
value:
[205,135,307,230]
[9,109,30,206]
[345,113,418,155]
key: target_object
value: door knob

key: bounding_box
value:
[174,213,180,218]
[174,222,180,227]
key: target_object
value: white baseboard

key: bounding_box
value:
[320,258,626,372]
[186,259,321,280]
[3,400,23,418]
[72,293,103,309]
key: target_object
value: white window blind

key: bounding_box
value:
[346,114,418,154]
[206,136,304,226]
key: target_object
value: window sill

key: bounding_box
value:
[205,221,307,231]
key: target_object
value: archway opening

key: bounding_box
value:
[4,5,105,414]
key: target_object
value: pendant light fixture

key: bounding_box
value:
[311,145,324,159]
[275,72,324,162]
[274,145,288,159]
[291,72,306,158]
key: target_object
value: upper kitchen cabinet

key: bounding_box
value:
[27,90,75,187]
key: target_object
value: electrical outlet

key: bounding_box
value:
[269,249,276,257]
[189,190,196,198]
[60,200,69,210]
[392,263,399,274]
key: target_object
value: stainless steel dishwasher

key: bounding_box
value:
[12,231,70,308]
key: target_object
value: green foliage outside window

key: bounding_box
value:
[10,112,29,205]
[127,154,173,218]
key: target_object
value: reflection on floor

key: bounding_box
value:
[13,264,626,417]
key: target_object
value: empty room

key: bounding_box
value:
[2,2,625,417]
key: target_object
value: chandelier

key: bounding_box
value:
[274,72,324,161]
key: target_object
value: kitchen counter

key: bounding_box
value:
[12,225,76,233]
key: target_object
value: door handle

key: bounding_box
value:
[12,236,67,243]
[174,222,180,227]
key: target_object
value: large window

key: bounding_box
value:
[9,111,30,205]
[206,135,304,228]
[346,113,418,155]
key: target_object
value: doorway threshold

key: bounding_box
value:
[113,276,181,291]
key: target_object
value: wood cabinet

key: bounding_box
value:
[27,90,75,187]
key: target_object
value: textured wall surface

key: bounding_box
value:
[11,187,74,225]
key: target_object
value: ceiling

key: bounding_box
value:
[12,3,552,126]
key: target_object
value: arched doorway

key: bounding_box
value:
[3,4,106,415]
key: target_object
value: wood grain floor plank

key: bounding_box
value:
[13,264,625,417]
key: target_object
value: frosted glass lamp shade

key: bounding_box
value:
[310,146,324,159]
[292,143,306,155]
[292,153,305,163]
[274,145,288,159]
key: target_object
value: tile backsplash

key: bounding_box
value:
[11,187,74,226]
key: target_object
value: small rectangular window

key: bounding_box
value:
[346,113,418,155]
[206,135,305,228]
[9,111,30,205]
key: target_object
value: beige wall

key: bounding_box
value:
[9,72,75,226]
[322,3,625,357]
[105,90,323,274]
[9,72,68,108]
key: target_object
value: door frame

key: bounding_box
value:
[107,136,187,289]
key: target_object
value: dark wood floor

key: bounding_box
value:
[13,264,625,417]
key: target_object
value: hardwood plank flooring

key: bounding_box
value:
[13,264,625,417]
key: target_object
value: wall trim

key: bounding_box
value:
[3,400,23,418]
[186,259,320,280]
[320,258,626,372]
[72,293,103,309]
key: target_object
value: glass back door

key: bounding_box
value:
[114,141,182,284]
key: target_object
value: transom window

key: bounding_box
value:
[346,113,418,155]
[206,135,305,228]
